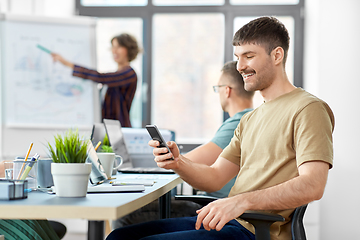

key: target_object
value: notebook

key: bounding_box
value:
[50,184,145,194]
[118,167,174,174]
[103,119,174,174]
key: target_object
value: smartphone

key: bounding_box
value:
[146,125,174,160]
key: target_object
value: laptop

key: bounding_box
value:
[90,122,106,149]
[85,140,108,185]
[103,119,174,174]
[103,119,132,166]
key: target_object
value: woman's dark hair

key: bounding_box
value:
[112,33,140,62]
[233,16,290,65]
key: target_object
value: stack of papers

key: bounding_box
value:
[111,180,155,186]
[87,184,145,193]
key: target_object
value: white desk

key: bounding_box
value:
[0,173,182,240]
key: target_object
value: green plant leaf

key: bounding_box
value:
[46,129,88,164]
[102,134,110,146]
[100,145,114,153]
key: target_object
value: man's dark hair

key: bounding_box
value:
[222,61,254,100]
[232,16,290,65]
[112,33,140,62]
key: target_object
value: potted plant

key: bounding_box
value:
[47,129,92,197]
[96,134,121,177]
[99,134,114,153]
[100,145,114,153]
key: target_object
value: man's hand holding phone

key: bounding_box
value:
[146,125,180,169]
[148,140,180,169]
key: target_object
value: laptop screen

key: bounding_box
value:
[103,119,131,164]
[90,122,106,148]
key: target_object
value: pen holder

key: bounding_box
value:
[13,160,37,190]
[0,179,28,200]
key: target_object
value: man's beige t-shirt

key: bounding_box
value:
[220,88,334,240]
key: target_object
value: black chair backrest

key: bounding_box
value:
[291,204,308,240]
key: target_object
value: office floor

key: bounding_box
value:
[52,219,88,240]
[62,232,87,240]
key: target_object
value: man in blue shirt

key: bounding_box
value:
[185,61,254,198]
[113,61,254,228]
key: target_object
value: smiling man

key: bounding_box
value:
[106,16,335,240]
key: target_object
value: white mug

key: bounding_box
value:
[97,153,123,178]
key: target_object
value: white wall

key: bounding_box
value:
[304,0,360,238]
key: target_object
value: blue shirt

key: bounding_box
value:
[205,109,253,198]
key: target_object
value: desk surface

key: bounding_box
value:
[0,173,182,221]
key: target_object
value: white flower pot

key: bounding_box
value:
[51,163,92,197]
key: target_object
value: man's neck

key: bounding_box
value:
[227,100,253,117]
[260,73,295,102]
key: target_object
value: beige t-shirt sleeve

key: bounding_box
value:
[293,101,334,168]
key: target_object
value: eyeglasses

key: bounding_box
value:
[213,85,231,93]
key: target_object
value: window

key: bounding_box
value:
[230,0,299,5]
[152,14,224,141]
[153,0,224,5]
[77,0,304,144]
[81,0,147,6]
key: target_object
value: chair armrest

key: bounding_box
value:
[174,195,219,206]
[240,211,285,223]
[240,211,284,240]
[175,195,285,222]
[175,195,285,240]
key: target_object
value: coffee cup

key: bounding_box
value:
[97,153,123,178]
[4,161,14,180]
[37,159,54,188]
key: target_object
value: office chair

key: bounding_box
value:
[48,220,67,239]
[175,195,307,240]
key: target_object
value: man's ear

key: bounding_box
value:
[225,86,231,98]
[272,46,284,66]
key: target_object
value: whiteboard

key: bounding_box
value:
[0,14,98,128]
[0,14,100,160]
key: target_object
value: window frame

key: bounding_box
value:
[75,0,305,128]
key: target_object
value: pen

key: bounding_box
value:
[20,153,40,180]
[94,141,101,151]
[17,142,33,180]
[37,44,52,54]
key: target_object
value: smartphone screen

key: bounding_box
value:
[146,125,174,160]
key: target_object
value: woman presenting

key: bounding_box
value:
[52,33,140,127]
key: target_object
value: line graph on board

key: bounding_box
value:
[3,21,95,127]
